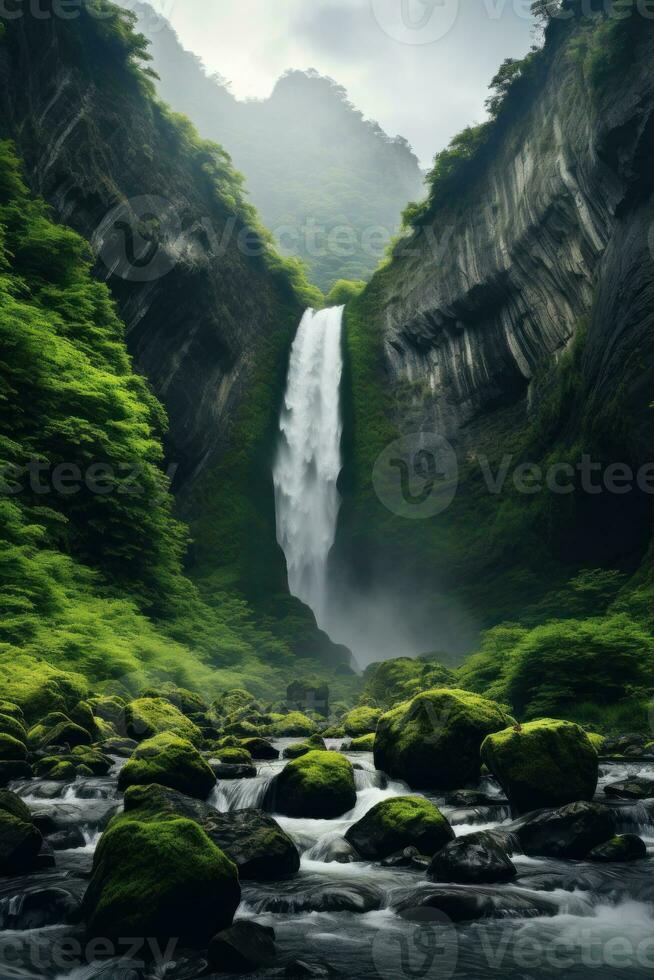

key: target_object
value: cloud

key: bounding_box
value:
[156,0,536,166]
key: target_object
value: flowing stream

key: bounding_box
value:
[2,750,654,978]
[272,306,344,627]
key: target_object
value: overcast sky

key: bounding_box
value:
[145,0,537,167]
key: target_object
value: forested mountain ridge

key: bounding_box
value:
[118,0,425,290]
[0,1,352,699]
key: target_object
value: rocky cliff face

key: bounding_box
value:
[336,15,654,654]
[378,25,654,460]
[0,7,302,489]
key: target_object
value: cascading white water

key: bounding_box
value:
[273,306,344,626]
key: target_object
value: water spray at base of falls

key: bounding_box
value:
[273,306,344,628]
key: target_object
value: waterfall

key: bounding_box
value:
[273,306,344,627]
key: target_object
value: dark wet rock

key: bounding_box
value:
[603,734,649,755]
[208,920,276,973]
[345,796,454,860]
[392,884,559,922]
[512,801,615,859]
[0,790,32,823]
[381,845,419,869]
[123,784,300,880]
[46,827,86,851]
[446,789,507,807]
[99,737,137,757]
[0,885,81,929]
[0,810,43,874]
[428,831,517,884]
[0,761,32,786]
[31,800,120,834]
[588,834,647,862]
[211,763,257,780]
[242,738,279,760]
[285,960,335,978]
[410,854,431,870]
[604,778,654,800]
[308,835,359,864]
[255,881,384,915]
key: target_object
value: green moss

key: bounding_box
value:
[0,713,27,743]
[586,732,606,754]
[0,790,31,822]
[362,658,456,709]
[0,733,28,761]
[0,810,42,874]
[0,702,24,723]
[125,697,202,744]
[375,688,514,790]
[345,795,454,859]
[27,712,92,750]
[271,711,317,737]
[349,733,376,752]
[0,656,88,724]
[82,811,240,944]
[216,747,253,765]
[481,718,598,814]
[341,706,381,737]
[270,750,356,818]
[141,685,207,716]
[118,732,216,799]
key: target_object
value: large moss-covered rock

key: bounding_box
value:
[0,789,32,823]
[35,747,112,780]
[265,751,356,818]
[0,733,28,761]
[349,734,376,752]
[374,688,514,790]
[271,712,318,737]
[27,712,92,750]
[141,686,207,717]
[342,707,381,737]
[0,713,27,743]
[118,733,216,799]
[123,784,299,880]
[0,809,42,874]
[0,701,24,723]
[212,689,263,718]
[125,698,202,744]
[345,796,454,859]
[82,810,240,944]
[217,747,253,766]
[481,719,599,814]
[0,655,87,724]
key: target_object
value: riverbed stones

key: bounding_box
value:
[0,808,43,874]
[604,777,654,799]
[512,801,615,859]
[123,784,300,880]
[392,884,559,922]
[82,810,240,944]
[428,830,517,884]
[587,834,647,862]
[265,751,356,818]
[118,732,216,799]
[208,921,277,973]
[374,688,514,789]
[124,697,202,744]
[481,719,598,814]
[0,733,28,761]
[345,795,454,860]
[242,737,279,760]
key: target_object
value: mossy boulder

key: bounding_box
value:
[342,707,381,737]
[212,689,263,718]
[0,655,87,724]
[481,719,599,815]
[82,810,240,944]
[27,712,92,750]
[123,784,300,880]
[141,686,207,717]
[0,789,31,822]
[374,688,514,790]
[0,713,27,743]
[349,734,376,752]
[0,733,28,761]
[38,760,78,781]
[217,747,253,766]
[271,712,318,738]
[282,742,315,760]
[588,834,647,862]
[586,732,606,754]
[345,796,454,859]
[265,751,356,818]
[222,716,264,738]
[0,762,32,786]
[0,701,24,723]
[35,748,112,780]
[0,809,43,874]
[242,738,279,760]
[125,698,202,744]
[118,733,216,799]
